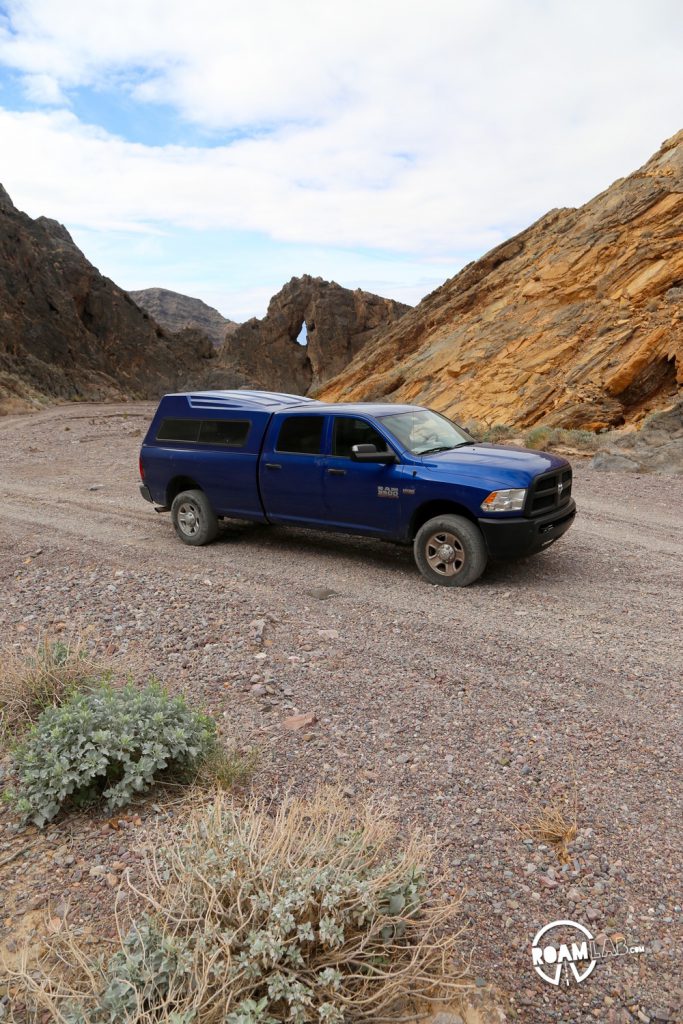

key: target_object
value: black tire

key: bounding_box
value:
[171,489,219,546]
[413,514,487,587]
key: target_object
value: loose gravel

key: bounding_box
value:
[0,403,681,1024]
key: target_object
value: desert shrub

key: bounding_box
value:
[480,424,516,443]
[523,425,554,450]
[12,791,467,1022]
[524,426,602,452]
[0,637,105,738]
[9,683,216,827]
[559,429,601,451]
[464,422,516,443]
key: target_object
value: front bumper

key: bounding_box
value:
[478,499,576,560]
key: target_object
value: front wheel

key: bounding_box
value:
[413,514,487,587]
[171,489,219,546]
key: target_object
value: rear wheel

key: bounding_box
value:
[171,489,219,546]
[413,514,487,587]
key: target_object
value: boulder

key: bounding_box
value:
[592,400,683,474]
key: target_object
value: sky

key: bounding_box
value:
[0,0,681,322]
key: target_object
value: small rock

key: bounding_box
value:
[586,906,601,922]
[306,587,338,601]
[283,712,317,731]
[88,484,105,491]
[249,618,266,641]
[89,865,107,878]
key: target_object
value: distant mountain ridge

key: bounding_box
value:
[129,287,237,347]
[318,131,683,431]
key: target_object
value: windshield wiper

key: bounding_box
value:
[418,445,454,455]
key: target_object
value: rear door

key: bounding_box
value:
[322,416,402,535]
[259,414,328,524]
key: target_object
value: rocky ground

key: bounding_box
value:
[0,403,681,1024]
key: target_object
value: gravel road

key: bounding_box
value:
[0,403,681,1024]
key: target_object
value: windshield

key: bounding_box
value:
[377,409,474,455]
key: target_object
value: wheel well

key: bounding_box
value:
[166,476,202,505]
[410,500,477,539]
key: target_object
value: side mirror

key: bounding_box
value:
[350,443,396,464]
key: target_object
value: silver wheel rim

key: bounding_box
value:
[425,530,465,577]
[177,501,201,537]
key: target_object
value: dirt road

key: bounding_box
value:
[0,403,681,1024]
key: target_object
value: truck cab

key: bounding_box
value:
[139,391,576,586]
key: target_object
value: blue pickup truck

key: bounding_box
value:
[139,390,576,586]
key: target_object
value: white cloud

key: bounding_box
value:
[0,0,682,310]
[21,71,64,103]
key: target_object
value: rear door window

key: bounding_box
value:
[275,416,325,455]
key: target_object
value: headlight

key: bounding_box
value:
[480,488,527,512]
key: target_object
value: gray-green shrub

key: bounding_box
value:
[14,791,467,1022]
[10,683,216,826]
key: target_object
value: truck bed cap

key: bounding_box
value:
[167,390,319,412]
[165,391,421,417]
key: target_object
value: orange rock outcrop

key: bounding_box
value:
[317,132,683,430]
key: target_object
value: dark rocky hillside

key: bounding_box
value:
[0,186,214,412]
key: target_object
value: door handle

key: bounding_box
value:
[265,462,282,470]
[327,468,347,476]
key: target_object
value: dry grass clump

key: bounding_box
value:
[0,637,106,739]
[191,742,258,791]
[515,788,579,864]
[8,789,468,1023]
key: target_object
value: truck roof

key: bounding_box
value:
[164,390,422,417]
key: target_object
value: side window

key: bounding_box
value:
[156,418,200,442]
[333,417,389,458]
[276,416,325,455]
[198,420,250,447]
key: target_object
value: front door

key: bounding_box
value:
[323,416,402,535]
[259,414,327,524]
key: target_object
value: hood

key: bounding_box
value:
[417,443,569,489]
